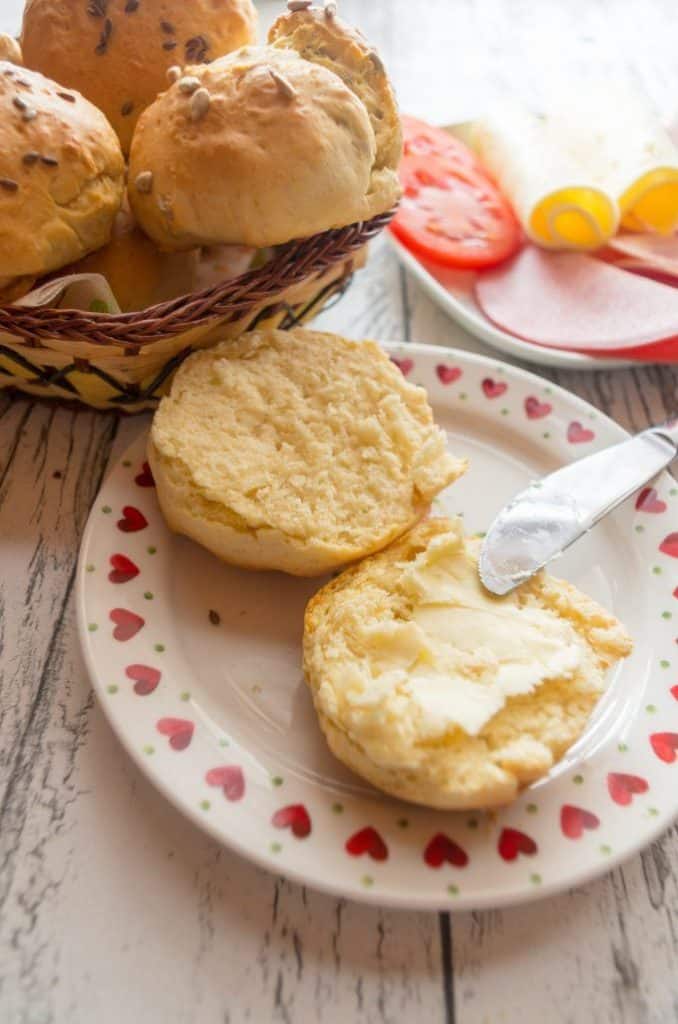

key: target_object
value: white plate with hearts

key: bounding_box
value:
[77,343,678,911]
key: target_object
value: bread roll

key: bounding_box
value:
[148,328,466,576]
[0,35,23,65]
[304,518,633,809]
[129,44,387,249]
[0,62,124,283]
[21,0,257,154]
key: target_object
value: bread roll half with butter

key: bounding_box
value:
[304,518,633,809]
[129,9,401,250]
[148,329,465,576]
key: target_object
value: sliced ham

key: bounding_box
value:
[603,232,678,280]
[474,245,678,355]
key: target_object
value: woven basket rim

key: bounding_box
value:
[0,209,395,348]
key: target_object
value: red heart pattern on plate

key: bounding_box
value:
[125,663,161,696]
[346,826,388,861]
[560,805,600,839]
[436,363,462,385]
[135,462,155,488]
[650,732,678,763]
[108,554,140,584]
[117,505,148,532]
[498,828,537,860]
[272,804,311,838]
[482,377,507,399]
[524,396,552,420]
[659,533,678,558]
[206,765,245,800]
[607,772,649,805]
[567,421,595,444]
[423,833,468,868]
[157,717,194,751]
[635,488,667,514]
[670,685,678,700]
[110,608,144,641]
[390,356,413,377]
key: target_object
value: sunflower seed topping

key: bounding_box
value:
[0,178,19,192]
[163,41,177,51]
[41,155,59,167]
[125,0,139,11]
[160,20,175,34]
[135,171,153,194]
[178,76,200,94]
[268,67,297,100]
[190,87,210,121]
[287,0,313,10]
[87,0,108,17]
[185,35,209,63]
[57,91,76,103]
[12,94,27,111]
[121,100,134,116]
[166,65,182,84]
[22,152,40,166]
[95,17,113,55]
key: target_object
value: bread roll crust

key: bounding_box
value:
[21,0,257,154]
[0,61,124,279]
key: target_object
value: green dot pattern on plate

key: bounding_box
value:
[526,803,538,814]
[270,842,282,854]
[144,592,154,600]
[272,776,283,787]
[107,685,118,695]
[618,743,629,753]
[660,660,670,669]
[670,488,677,496]
[447,884,459,896]
[88,623,98,632]
[662,611,672,620]
[180,691,191,702]
[143,745,155,755]
[543,432,551,439]
[500,408,509,416]
[573,774,584,785]
[544,386,553,395]
[648,807,659,817]
[219,737,229,746]
[122,460,131,468]
[147,546,157,555]
[653,566,662,575]
[200,800,210,811]
[530,874,542,885]
[102,505,111,514]
[361,875,374,888]
[600,845,612,856]
[86,564,95,573]
[459,392,467,400]
[332,803,343,814]
[646,704,657,713]
[154,644,165,653]
[635,525,645,534]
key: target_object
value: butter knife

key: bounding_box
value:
[479,419,678,596]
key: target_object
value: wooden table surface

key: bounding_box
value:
[1,1,677,1021]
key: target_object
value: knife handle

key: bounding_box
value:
[647,417,678,452]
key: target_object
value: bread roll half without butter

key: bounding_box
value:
[148,329,466,576]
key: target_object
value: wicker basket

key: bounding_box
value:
[0,210,393,412]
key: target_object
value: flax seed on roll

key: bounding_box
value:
[20,0,258,155]
[0,62,124,291]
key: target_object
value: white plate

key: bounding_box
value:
[389,235,639,370]
[77,344,678,911]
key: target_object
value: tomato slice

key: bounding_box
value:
[392,117,522,270]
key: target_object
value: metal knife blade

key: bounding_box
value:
[479,420,678,596]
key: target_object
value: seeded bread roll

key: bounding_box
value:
[268,5,402,223]
[0,62,125,284]
[128,40,392,250]
[304,518,633,809]
[148,328,466,576]
[0,35,23,66]
[21,0,257,155]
